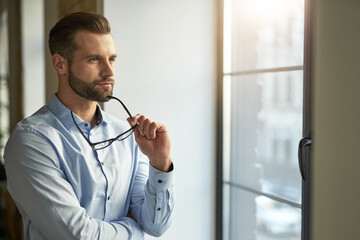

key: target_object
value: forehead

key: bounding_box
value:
[73,31,116,55]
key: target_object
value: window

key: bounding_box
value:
[221,0,305,239]
[0,1,9,163]
[0,6,10,239]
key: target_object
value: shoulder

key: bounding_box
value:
[7,105,65,150]
[4,106,66,170]
[14,106,49,132]
[4,116,61,171]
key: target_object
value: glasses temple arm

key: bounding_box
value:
[107,95,133,118]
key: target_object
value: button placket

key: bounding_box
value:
[81,122,91,140]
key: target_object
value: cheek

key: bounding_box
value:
[73,64,101,79]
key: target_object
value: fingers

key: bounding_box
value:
[127,114,160,140]
[148,122,158,139]
[138,115,156,139]
[127,115,138,127]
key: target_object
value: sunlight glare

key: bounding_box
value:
[248,0,299,23]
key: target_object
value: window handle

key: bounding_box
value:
[298,137,312,181]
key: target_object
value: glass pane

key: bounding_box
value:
[226,0,304,72]
[227,70,303,204]
[256,195,301,239]
[22,0,45,117]
[224,186,301,240]
[0,7,10,240]
[0,7,9,162]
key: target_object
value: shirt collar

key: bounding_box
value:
[47,94,106,131]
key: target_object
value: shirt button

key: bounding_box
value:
[108,196,110,200]
[157,179,163,183]
[157,208,161,211]
[84,123,89,127]
[101,162,104,165]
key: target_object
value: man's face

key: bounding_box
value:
[68,31,117,102]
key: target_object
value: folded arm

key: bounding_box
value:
[5,129,144,240]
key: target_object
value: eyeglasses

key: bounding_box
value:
[71,96,137,150]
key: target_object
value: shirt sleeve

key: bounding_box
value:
[4,128,144,240]
[129,150,174,237]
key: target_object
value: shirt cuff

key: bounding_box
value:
[148,162,174,193]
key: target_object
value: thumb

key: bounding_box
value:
[127,117,137,127]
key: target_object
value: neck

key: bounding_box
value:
[56,91,98,127]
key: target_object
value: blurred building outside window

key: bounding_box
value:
[222,0,305,239]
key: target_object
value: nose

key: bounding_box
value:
[101,60,115,78]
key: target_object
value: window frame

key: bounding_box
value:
[215,0,312,239]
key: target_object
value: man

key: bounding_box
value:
[4,12,173,239]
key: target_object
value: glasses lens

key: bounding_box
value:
[93,127,135,150]
[116,128,135,142]
[93,139,113,150]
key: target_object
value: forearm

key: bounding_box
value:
[129,160,174,237]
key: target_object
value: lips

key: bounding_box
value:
[99,82,112,87]
[98,80,113,88]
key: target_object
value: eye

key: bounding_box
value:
[88,57,99,62]
[109,57,116,63]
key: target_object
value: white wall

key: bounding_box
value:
[21,0,45,117]
[312,0,360,239]
[104,1,217,240]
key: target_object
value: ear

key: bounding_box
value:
[52,53,68,76]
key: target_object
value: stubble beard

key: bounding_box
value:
[68,69,114,102]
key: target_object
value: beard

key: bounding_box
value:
[68,69,114,102]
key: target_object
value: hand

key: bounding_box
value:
[127,114,172,172]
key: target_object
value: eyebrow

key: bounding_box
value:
[85,54,117,59]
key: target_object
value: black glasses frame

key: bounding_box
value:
[71,96,137,150]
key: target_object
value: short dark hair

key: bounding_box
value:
[49,12,111,60]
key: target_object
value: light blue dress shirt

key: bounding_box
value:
[4,95,174,240]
